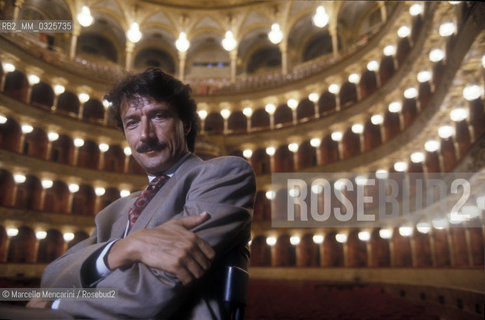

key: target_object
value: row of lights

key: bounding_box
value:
[11,173,132,198]
[5,227,79,241]
[240,97,475,162]
[2,62,113,108]
[0,114,131,154]
[261,206,481,247]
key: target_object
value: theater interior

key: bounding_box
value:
[0,1,484,319]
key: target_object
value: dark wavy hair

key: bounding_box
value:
[105,68,199,152]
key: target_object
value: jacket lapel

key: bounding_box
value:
[128,153,203,233]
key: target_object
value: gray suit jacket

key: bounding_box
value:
[41,154,256,319]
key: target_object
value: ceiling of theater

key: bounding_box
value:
[2,0,388,78]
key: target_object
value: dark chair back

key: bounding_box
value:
[223,266,249,320]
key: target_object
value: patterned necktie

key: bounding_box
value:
[128,175,170,230]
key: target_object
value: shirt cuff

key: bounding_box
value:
[51,299,60,309]
[95,240,118,277]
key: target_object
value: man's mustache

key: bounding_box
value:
[136,141,167,153]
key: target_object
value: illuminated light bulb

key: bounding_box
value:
[102,99,111,108]
[383,45,396,56]
[124,147,132,156]
[348,73,360,84]
[78,93,89,103]
[266,236,277,246]
[2,62,15,72]
[95,187,105,196]
[371,114,383,125]
[265,103,276,114]
[268,23,283,44]
[328,84,339,94]
[335,233,347,243]
[0,114,7,124]
[448,1,461,4]
[13,174,26,183]
[127,22,142,43]
[198,110,208,120]
[311,183,323,194]
[77,6,93,27]
[313,234,324,244]
[409,3,423,16]
[450,108,468,122]
[287,99,298,110]
[439,22,456,37]
[288,187,300,198]
[265,146,275,156]
[99,143,109,152]
[242,149,253,159]
[482,55,485,68]
[308,93,319,102]
[41,179,53,188]
[432,218,448,230]
[417,70,431,83]
[242,107,253,117]
[331,131,342,141]
[410,152,425,163]
[388,101,402,113]
[438,125,454,139]
[265,190,275,200]
[68,184,79,193]
[358,231,371,241]
[47,131,59,141]
[175,32,190,52]
[36,231,47,240]
[313,5,329,28]
[367,60,379,71]
[416,222,431,234]
[288,143,299,152]
[394,161,408,172]
[334,179,346,191]
[53,84,65,95]
[463,84,482,101]
[398,226,413,236]
[63,232,75,241]
[310,138,321,147]
[376,169,388,179]
[448,211,468,224]
[7,228,19,237]
[351,123,364,134]
[28,74,40,85]
[222,31,237,51]
[397,25,411,38]
[220,109,231,119]
[355,175,368,186]
[429,48,445,62]
[21,124,33,133]
[120,189,131,198]
[404,87,418,99]
[424,140,440,152]
[379,228,393,239]
[290,236,300,246]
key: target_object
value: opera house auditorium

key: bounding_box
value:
[0,0,484,319]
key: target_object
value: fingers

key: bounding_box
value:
[172,212,210,229]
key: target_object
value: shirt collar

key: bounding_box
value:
[147,152,190,182]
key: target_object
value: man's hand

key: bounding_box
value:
[107,212,215,285]
[26,298,51,309]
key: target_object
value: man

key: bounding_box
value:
[34,68,255,319]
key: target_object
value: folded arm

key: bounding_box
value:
[41,158,255,319]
